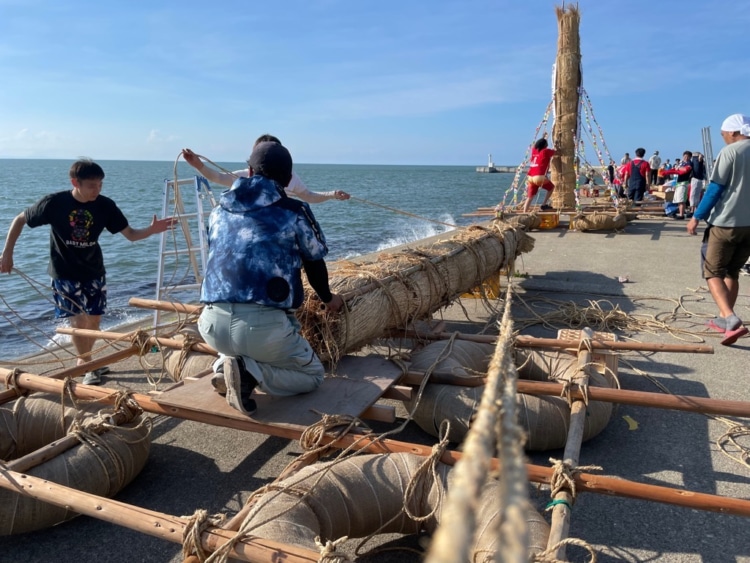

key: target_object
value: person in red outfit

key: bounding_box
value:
[523,137,556,212]
[621,147,651,202]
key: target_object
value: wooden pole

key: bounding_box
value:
[4,368,750,518]
[399,371,750,418]
[7,409,135,473]
[55,327,217,355]
[0,346,138,406]
[546,327,592,558]
[0,467,319,563]
[391,328,714,354]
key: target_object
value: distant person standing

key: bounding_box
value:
[687,114,750,345]
[689,152,707,215]
[0,159,175,384]
[661,151,693,219]
[621,152,631,165]
[622,148,651,202]
[648,150,662,186]
[523,136,556,212]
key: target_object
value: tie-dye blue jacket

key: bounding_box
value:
[200,175,328,309]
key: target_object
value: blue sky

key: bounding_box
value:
[0,0,747,165]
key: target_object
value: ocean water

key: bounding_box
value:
[0,159,513,359]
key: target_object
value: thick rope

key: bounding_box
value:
[532,537,598,563]
[425,284,526,563]
[315,536,351,563]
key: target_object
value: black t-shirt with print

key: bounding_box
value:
[24,190,129,281]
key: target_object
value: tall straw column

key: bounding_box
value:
[550,4,581,210]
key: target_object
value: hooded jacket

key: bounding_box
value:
[200,175,328,309]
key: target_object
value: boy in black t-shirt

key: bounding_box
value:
[0,159,175,384]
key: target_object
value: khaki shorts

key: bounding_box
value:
[702,225,750,279]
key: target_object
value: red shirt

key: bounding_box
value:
[528,147,555,176]
[625,158,650,179]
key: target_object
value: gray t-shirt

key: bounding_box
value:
[707,139,750,227]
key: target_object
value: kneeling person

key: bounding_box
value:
[198,142,343,415]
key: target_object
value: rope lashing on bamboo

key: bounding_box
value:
[181,509,227,563]
[546,458,603,504]
[298,412,368,454]
[3,368,27,397]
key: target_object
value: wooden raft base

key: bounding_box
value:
[152,355,403,431]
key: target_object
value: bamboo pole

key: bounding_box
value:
[391,328,714,354]
[5,368,750,518]
[0,467,319,563]
[55,327,217,355]
[399,371,750,418]
[546,327,592,558]
[0,346,138,406]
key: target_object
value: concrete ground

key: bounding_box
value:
[2,215,750,562]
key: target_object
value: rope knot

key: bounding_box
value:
[547,458,602,503]
[315,536,351,562]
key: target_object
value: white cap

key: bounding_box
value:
[720,114,750,136]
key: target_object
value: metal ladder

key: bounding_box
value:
[153,176,216,326]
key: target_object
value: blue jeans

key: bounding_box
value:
[198,302,324,397]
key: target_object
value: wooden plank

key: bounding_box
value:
[152,355,402,431]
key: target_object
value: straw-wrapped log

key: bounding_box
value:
[299,222,534,362]
[405,342,614,450]
[241,452,549,559]
[0,393,151,535]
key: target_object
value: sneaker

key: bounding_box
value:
[223,357,258,415]
[540,204,553,211]
[722,325,749,346]
[211,362,227,396]
[720,315,748,346]
[82,371,102,385]
[93,366,110,377]
[673,215,685,220]
[740,265,750,277]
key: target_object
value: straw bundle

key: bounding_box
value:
[505,213,543,231]
[405,344,614,450]
[0,393,151,535]
[570,212,627,232]
[550,4,581,210]
[299,222,534,362]
[240,453,549,558]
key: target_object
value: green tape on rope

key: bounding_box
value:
[545,499,573,511]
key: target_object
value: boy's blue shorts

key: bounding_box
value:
[52,275,107,318]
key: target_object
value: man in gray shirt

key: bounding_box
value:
[687,114,750,345]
